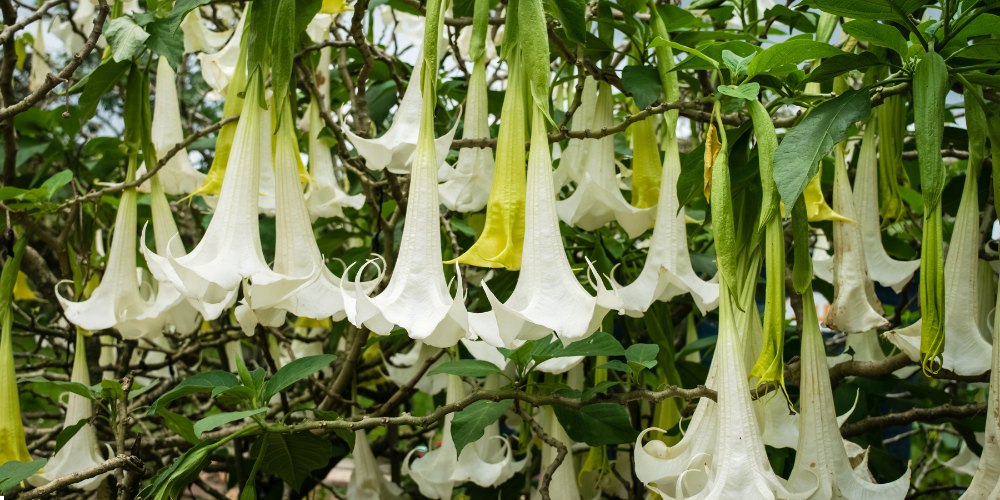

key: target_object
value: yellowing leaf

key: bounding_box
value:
[803,170,850,222]
[322,0,351,14]
[13,272,40,302]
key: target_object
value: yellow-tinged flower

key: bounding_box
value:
[802,171,849,222]
[0,237,30,465]
[322,0,351,14]
[628,110,660,209]
[13,272,40,302]
[556,79,654,238]
[197,10,246,96]
[180,7,234,54]
[30,331,110,491]
[450,57,527,270]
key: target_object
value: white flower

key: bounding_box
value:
[197,11,247,96]
[143,76,310,321]
[181,7,234,54]
[469,105,619,349]
[144,57,207,195]
[556,79,654,238]
[533,406,582,499]
[438,58,494,213]
[146,174,202,336]
[50,0,140,54]
[823,144,888,334]
[942,436,982,477]
[785,286,911,499]
[57,165,167,339]
[853,121,918,292]
[29,22,50,92]
[883,162,992,376]
[31,333,110,491]
[611,98,719,317]
[347,430,404,499]
[384,341,450,395]
[961,303,1000,498]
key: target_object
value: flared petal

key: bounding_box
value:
[181,7,234,54]
[961,290,1000,497]
[347,430,404,500]
[197,11,246,95]
[384,342,449,395]
[305,98,365,219]
[823,145,887,334]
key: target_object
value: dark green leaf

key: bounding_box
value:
[193,408,267,438]
[718,82,760,100]
[596,359,631,373]
[625,343,659,370]
[951,39,1000,61]
[149,370,240,415]
[546,0,587,45]
[105,17,149,62]
[0,458,47,494]
[805,0,927,22]
[74,59,130,124]
[773,89,871,208]
[804,52,882,84]
[622,65,662,109]
[451,400,514,453]
[21,377,95,400]
[259,432,334,491]
[41,170,73,199]
[262,354,336,401]
[53,418,88,454]
[427,359,502,377]
[552,403,638,445]
[157,408,199,445]
[532,332,626,359]
[748,39,844,76]
[271,0,297,113]
[842,20,908,57]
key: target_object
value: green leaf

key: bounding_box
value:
[0,458,47,494]
[804,52,882,84]
[193,408,267,438]
[259,432,334,491]
[842,20,908,57]
[596,359,631,373]
[951,39,1000,61]
[271,0,297,113]
[625,343,659,370]
[546,0,587,45]
[148,370,241,415]
[261,354,336,401]
[53,418,88,454]
[675,334,718,359]
[41,170,73,199]
[773,89,871,209]
[157,407,199,445]
[721,49,754,76]
[451,400,514,453]
[74,59,130,124]
[718,82,760,100]
[105,17,150,62]
[650,36,718,69]
[747,39,844,77]
[144,0,211,68]
[622,65,663,109]
[552,403,638,445]
[21,377,95,400]
[532,332,626,359]
[427,359,501,377]
[806,0,927,22]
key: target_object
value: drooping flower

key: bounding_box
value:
[143,73,311,321]
[181,7,234,54]
[557,79,654,239]
[29,22,50,92]
[57,159,167,339]
[145,57,207,195]
[347,430,404,499]
[30,331,110,491]
[942,436,982,478]
[146,174,202,336]
[786,282,911,499]
[852,120,918,292]
[0,237,30,465]
[197,10,247,96]
[628,112,661,209]
[822,144,887,334]
[345,2,468,348]
[961,296,1000,498]
[384,342,449,395]
[50,0,140,54]
[438,57,494,213]
[803,171,848,223]
[534,406,582,500]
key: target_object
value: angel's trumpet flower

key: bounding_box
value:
[144,74,310,321]
[786,283,911,499]
[346,4,468,348]
[146,174,201,336]
[29,23,49,92]
[556,79,654,238]
[822,144,888,334]
[943,435,982,478]
[347,430,404,499]
[535,406,582,500]
[611,24,717,316]
[304,50,365,219]
[50,0,140,54]
[57,159,166,339]
[438,58,494,212]
[343,44,458,173]
[181,7,233,54]
[961,294,1000,498]
[469,105,618,348]
[385,342,449,395]
[876,94,909,224]
[0,237,30,464]
[198,11,247,95]
[235,100,377,334]
[628,112,661,209]
[31,332,110,491]
[147,57,207,195]
[405,375,525,497]
[883,141,992,375]
[451,56,527,270]
[853,120,918,292]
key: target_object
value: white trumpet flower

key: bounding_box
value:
[346,40,468,347]
[635,285,817,499]
[181,7,234,54]
[304,49,365,219]
[235,101,376,334]
[145,57,207,195]
[406,375,525,497]
[556,79,654,238]
[823,144,888,334]
[961,295,1000,498]
[943,437,982,477]
[143,76,310,321]
[31,333,110,491]
[50,0,140,54]
[438,58,494,212]
[469,106,619,349]
[883,162,993,376]
[197,11,247,96]
[854,121,918,292]
[29,23,50,92]
[533,406,582,500]
[611,102,718,317]
[57,164,166,339]
[384,341,449,395]
[147,175,201,336]
[347,430,404,499]
[786,286,911,499]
